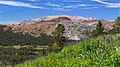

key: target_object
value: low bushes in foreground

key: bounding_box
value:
[12,35,120,67]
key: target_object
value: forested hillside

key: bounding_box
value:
[0,25,52,46]
[0,25,53,66]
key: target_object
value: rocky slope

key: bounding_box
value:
[8,15,114,40]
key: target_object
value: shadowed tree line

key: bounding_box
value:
[0,25,53,46]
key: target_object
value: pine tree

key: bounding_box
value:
[108,17,120,34]
[114,17,120,33]
[93,21,104,37]
[51,24,66,51]
[115,16,120,26]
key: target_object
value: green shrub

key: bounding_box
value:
[13,34,120,67]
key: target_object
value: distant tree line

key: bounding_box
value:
[0,24,67,66]
[0,25,53,46]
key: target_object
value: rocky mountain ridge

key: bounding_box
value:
[6,15,114,40]
[19,15,95,25]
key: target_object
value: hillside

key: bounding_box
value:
[12,34,120,67]
[7,15,114,40]
[0,25,52,46]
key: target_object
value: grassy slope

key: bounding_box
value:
[9,35,120,67]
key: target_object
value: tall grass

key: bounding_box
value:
[9,34,120,67]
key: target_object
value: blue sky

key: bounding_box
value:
[0,0,120,24]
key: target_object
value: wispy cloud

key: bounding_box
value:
[0,1,45,9]
[93,0,120,8]
[44,2,71,11]
[45,2,62,7]
[52,8,71,11]
[64,4,92,8]
[80,7,98,9]
[29,0,39,2]
[63,0,81,2]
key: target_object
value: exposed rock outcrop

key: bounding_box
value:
[8,15,114,40]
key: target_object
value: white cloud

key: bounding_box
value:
[29,0,39,2]
[0,1,45,9]
[80,7,98,9]
[45,2,62,7]
[93,0,120,8]
[52,8,71,11]
[64,4,92,8]
[63,0,81,2]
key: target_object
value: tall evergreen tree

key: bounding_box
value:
[115,16,120,26]
[93,21,104,37]
[51,24,66,50]
[114,17,120,33]
[109,17,120,34]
